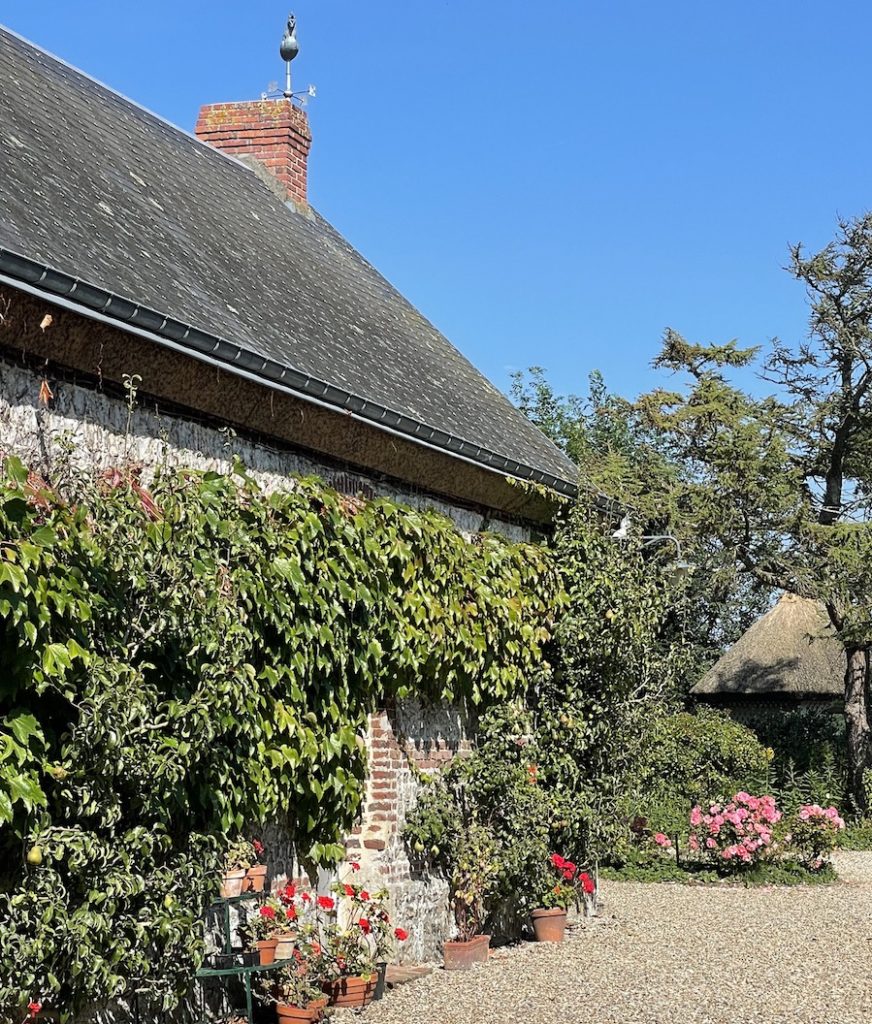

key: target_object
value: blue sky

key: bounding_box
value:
[5,2,871,403]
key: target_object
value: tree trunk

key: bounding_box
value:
[844,645,871,814]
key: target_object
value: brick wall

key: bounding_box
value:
[345,700,474,962]
[195,99,312,206]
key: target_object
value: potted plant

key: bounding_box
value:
[442,824,498,970]
[320,869,408,1007]
[530,853,594,942]
[220,837,257,897]
[246,838,268,892]
[274,882,312,960]
[246,899,284,965]
[257,956,328,1024]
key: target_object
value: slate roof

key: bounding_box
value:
[0,26,577,497]
[692,595,844,700]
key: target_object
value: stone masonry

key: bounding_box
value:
[345,700,474,963]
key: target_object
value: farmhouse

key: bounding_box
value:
[0,23,575,959]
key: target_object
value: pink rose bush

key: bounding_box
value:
[789,804,845,869]
[688,792,781,869]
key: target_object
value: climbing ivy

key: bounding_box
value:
[0,456,559,1017]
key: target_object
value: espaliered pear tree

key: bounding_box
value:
[639,213,872,811]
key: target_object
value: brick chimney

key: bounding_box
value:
[195,99,312,206]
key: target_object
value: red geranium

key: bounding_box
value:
[317,895,335,911]
[279,883,296,904]
[27,1002,42,1017]
[286,906,297,921]
[359,917,372,934]
[252,839,265,858]
[360,890,370,901]
[394,927,409,941]
[580,872,595,895]
[259,905,276,919]
[343,883,354,897]
[550,853,566,869]
[350,861,361,872]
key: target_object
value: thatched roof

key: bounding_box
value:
[691,594,845,700]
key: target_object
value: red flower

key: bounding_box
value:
[27,1002,42,1016]
[252,839,265,857]
[549,854,566,869]
[317,895,335,911]
[279,883,296,904]
[343,883,354,897]
[301,891,311,903]
[562,861,577,875]
[359,917,372,934]
[394,927,409,941]
[580,873,595,895]
[360,890,370,901]
[259,905,276,919]
[350,861,361,872]
[286,906,297,921]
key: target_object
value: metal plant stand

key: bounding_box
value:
[195,893,295,1024]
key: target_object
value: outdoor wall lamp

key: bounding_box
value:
[611,516,694,583]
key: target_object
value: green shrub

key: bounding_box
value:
[403,706,560,936]
[842,818,872,850]
[0,456,559,1018]
[738,705,846,811]
[628,709,773,839]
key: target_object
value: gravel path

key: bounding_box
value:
[354,852,872,1024]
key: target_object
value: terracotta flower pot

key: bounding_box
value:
[531,907,567,942]
[322,975,377,1008]
[443,934,491,970]
[276,999,327,1023]
[219,868,247,898]
[274,931,298,961]
[246,863,268,892]
[255,937,278,965]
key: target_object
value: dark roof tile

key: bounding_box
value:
[0,27,577,493]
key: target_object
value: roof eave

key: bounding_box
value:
[0,247,578,501]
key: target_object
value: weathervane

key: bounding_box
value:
[262,13,317,105]
[280,13,300,98]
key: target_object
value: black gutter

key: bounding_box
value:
[0,248,579,499]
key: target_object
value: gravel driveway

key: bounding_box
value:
[355,851,872,1024]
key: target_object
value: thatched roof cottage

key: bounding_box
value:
[691,594,844,715]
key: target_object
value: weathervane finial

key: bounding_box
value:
[280,13,299,96]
